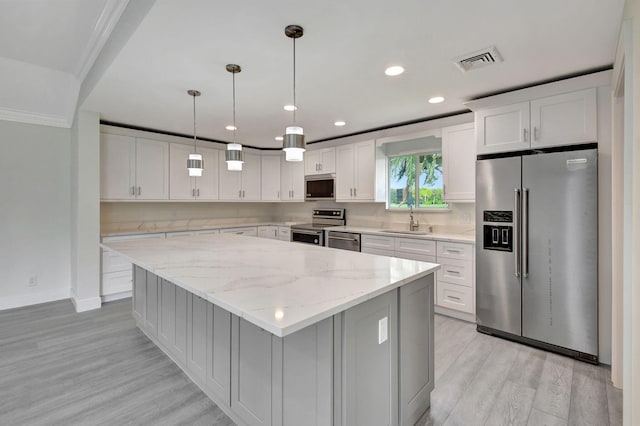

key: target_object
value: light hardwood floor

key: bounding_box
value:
[0,299,622,425]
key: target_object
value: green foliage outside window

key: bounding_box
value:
[388,153,448,209]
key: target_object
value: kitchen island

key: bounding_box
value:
[101,233,439,426]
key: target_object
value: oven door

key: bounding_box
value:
[291,229,323,246]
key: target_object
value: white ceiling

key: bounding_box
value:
[3,0,625,142]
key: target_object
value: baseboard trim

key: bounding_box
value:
[0,288,70,311]
[71,295,102,312]
[101,291,132,303]
[434,305,476,323]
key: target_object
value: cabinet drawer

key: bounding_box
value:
[278,227,291,241]
[102,249,132,273]
[437,258,472,287]
[395,252,436,264]
[436,282,473,314]
[436,241,473,261]
[194,229,220,235]
[102,270,133,296]
[395,238,436,256]
[362,234,394,250]
[362,247,395,257]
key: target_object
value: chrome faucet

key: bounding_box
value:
[409,206,419,231]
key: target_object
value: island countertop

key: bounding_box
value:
[101,233,440,337]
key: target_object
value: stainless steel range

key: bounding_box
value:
[290,208,346,246]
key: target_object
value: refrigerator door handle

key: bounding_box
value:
[523,188,529,277]
[514,188,521,277]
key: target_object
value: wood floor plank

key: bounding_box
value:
[605,378,623,426]
[568,361,610,426]
[531,353,574,420]
[443,337,520,426]
[527,408,568,426]
[507,344,548,389]
[484,380,536,426]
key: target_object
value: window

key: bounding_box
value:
[388,152,448,209]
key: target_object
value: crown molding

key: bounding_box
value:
[0,106,70,128]
[75,0,130,81]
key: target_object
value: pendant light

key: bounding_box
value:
[282,25,305,162]
[187,90,204,176]
[225,64,244,171]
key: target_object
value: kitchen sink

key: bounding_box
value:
[380,229,430,235]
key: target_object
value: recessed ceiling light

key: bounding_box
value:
[385,65,405,76]
[334,121,346,127]
[225,125,237,131]
[428,96,445,104]
[283,104,297,111]
[275,136,284,141]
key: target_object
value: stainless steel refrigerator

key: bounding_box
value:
[475,144,598,363]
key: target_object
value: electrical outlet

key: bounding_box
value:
[28,274,38,287]
[378,316,388,344]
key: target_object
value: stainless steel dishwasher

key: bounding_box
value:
[327,231,361,252]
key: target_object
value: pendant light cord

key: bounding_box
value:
[293,36,296,125]
[192,93,197,153]
[232,70,237,143]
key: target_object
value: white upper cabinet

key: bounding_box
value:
[101,133,135,200]
[261,155,281,201]
[281,156,305,201]
[305,147,336,175]
[101,134,169,200]
[529,89,597,149]
[442,123,476,202]
[170,144,219,200]
[475,88,597,155]
[336,140,375,202]
[476,102,530,154]
[219,152,261,201]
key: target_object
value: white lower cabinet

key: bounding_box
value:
[258,225,278,239]
[220,226,258,237]
[101,233,165,301]
[278,226,291,242]
[362,233,475,319]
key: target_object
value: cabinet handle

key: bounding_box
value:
[354,187,357,197]
[277,191,280,199]
[446,269,461,275]
[443,183,446,195]
[316,163,319,171]
[137,186,141,196]
[447,296,461,301]
[291,190,294,198]
[350,188,353,196]
[242,190,245,198]
[130,186,135,196]
[523,128,528,142]
[446,248,461,253]
[192,188,195,197]
[239,190,242,198]
[197,188,200,197]
[533,126,539,141]
[319,163,322,171]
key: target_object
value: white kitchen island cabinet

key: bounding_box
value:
[106,234,438,426]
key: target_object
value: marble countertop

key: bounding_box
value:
[327,226,475,244]
[101,221,301,238]
[101,234,439,337]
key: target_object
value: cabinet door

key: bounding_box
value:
[187,293,208,383]
[353,140,375,201]
[278,226,291,241]
[158,279,176,351]
[133,266,146,322]
[195,146,219,200]
[100,133,135,200]
[335,144,355,201]
[218,153,243,200]
[305,150,321,175]
[206,303,231,405]
[231,317,272,426]
[442,123,476,202]
[476,102,530,154]
[144,271,159,337]
[169,144,195,200]
[281,158,305,201]
[136,138,169,200]
[261,155,281,201]
[241,153,261,201]
[343,289,398,426]
[319,147,336,174]
[530,88,597,149]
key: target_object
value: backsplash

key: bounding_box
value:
[101,201,475,235]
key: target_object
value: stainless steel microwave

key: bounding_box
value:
[305,174,335,200]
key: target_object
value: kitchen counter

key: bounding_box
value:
[327,225,475,243]
[101,233,439,337]
[101,221,301,237]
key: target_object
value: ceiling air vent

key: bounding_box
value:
[454,46,502,72]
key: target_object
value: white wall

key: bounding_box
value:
[70,111,101,312]
[0,120,71,309]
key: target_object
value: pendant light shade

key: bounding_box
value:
[225,64,244,171]
[283,126,305,162]
[187,90,204,176]
[282,25,306,161]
